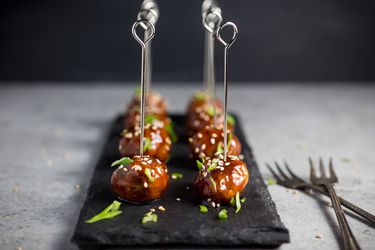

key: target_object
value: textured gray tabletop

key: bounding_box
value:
[0,83,374,250]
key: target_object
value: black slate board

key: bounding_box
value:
[72,114,289,249]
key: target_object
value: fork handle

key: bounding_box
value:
[325,183,362,250]
[306,185,375,224]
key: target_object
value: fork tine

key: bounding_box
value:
[266,163,283,183]
[309,157,317,180]
[283,160,305,182]
[274,161,290,180]
[328,157,338,182]
[319,157,326,178]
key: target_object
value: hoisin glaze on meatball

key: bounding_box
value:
[119,124,171,162]
[195,154,249,204]
[189,126,241,159]
[111,155,169,203]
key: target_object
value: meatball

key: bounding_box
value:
[195,154,249,204]
[186,104,234,136]
[189,126,241,159]
[111,155,169,203]
[119,124,171,162]
[127,90,168,117]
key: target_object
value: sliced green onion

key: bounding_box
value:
[145,114,157,124]
[241,197,246,203]
[199,205,208,213]
[143,137,152,152]
[111,157,133,167]
[144,168,155,182]
[171,173,183,179]
[85,200,122,223]
[196,160,203,171]
[216,142,224,154]
[141,211,158,224]
[235,192,241,214]
[207,164,216,172]
[229,197,235,206]
[227,114,235,126]
[206,106,215,116]
[218,209,228,220]
[209,176,217,191]
[194,91,206,101]
[267,177,277,185]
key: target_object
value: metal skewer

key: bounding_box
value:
[216,22,238,160]
[132,20,155,157]
[202,0,222,127]
[137,0,159,96]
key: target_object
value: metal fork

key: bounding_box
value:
[266,161,375,225]
[310,158,361,250]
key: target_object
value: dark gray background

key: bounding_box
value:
[0,0,374,82]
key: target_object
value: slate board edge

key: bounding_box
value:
[71,113,290,248]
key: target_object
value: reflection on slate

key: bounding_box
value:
[71,114,289,248]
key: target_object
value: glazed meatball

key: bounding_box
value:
[119,124,171,162]
[111,155,169,203]
[195,154,249,204]
[189,126,241,159]
[186,104,234,136]
[127,90,168,117]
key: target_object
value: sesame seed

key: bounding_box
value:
[132,165,142,171]
[144,182,148,188]
[123,168,128,172]
[150,208,155,212]
[125,133,133,138]
[176,198,181,201]
[201,144,206,150]
[147,160,152,164]
[225,162,230,166]
[212,133,217,138]
[166,137,171,144]
[119,165,124,169]
[197,133,203,138]
[186,186,190,190]
[193,120,200,127]
[171,175,177,179]
[158,206,166,212]
[315,234,323,239]
[207,198,211,202]
[195,147,199,153]
[211,202,216,207]
[188,137,193,143]
[152,125,157,130]
[210,138,215,144]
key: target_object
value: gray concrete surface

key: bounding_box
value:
[0,83,374,250]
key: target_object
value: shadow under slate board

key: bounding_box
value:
[71,114,289,249]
